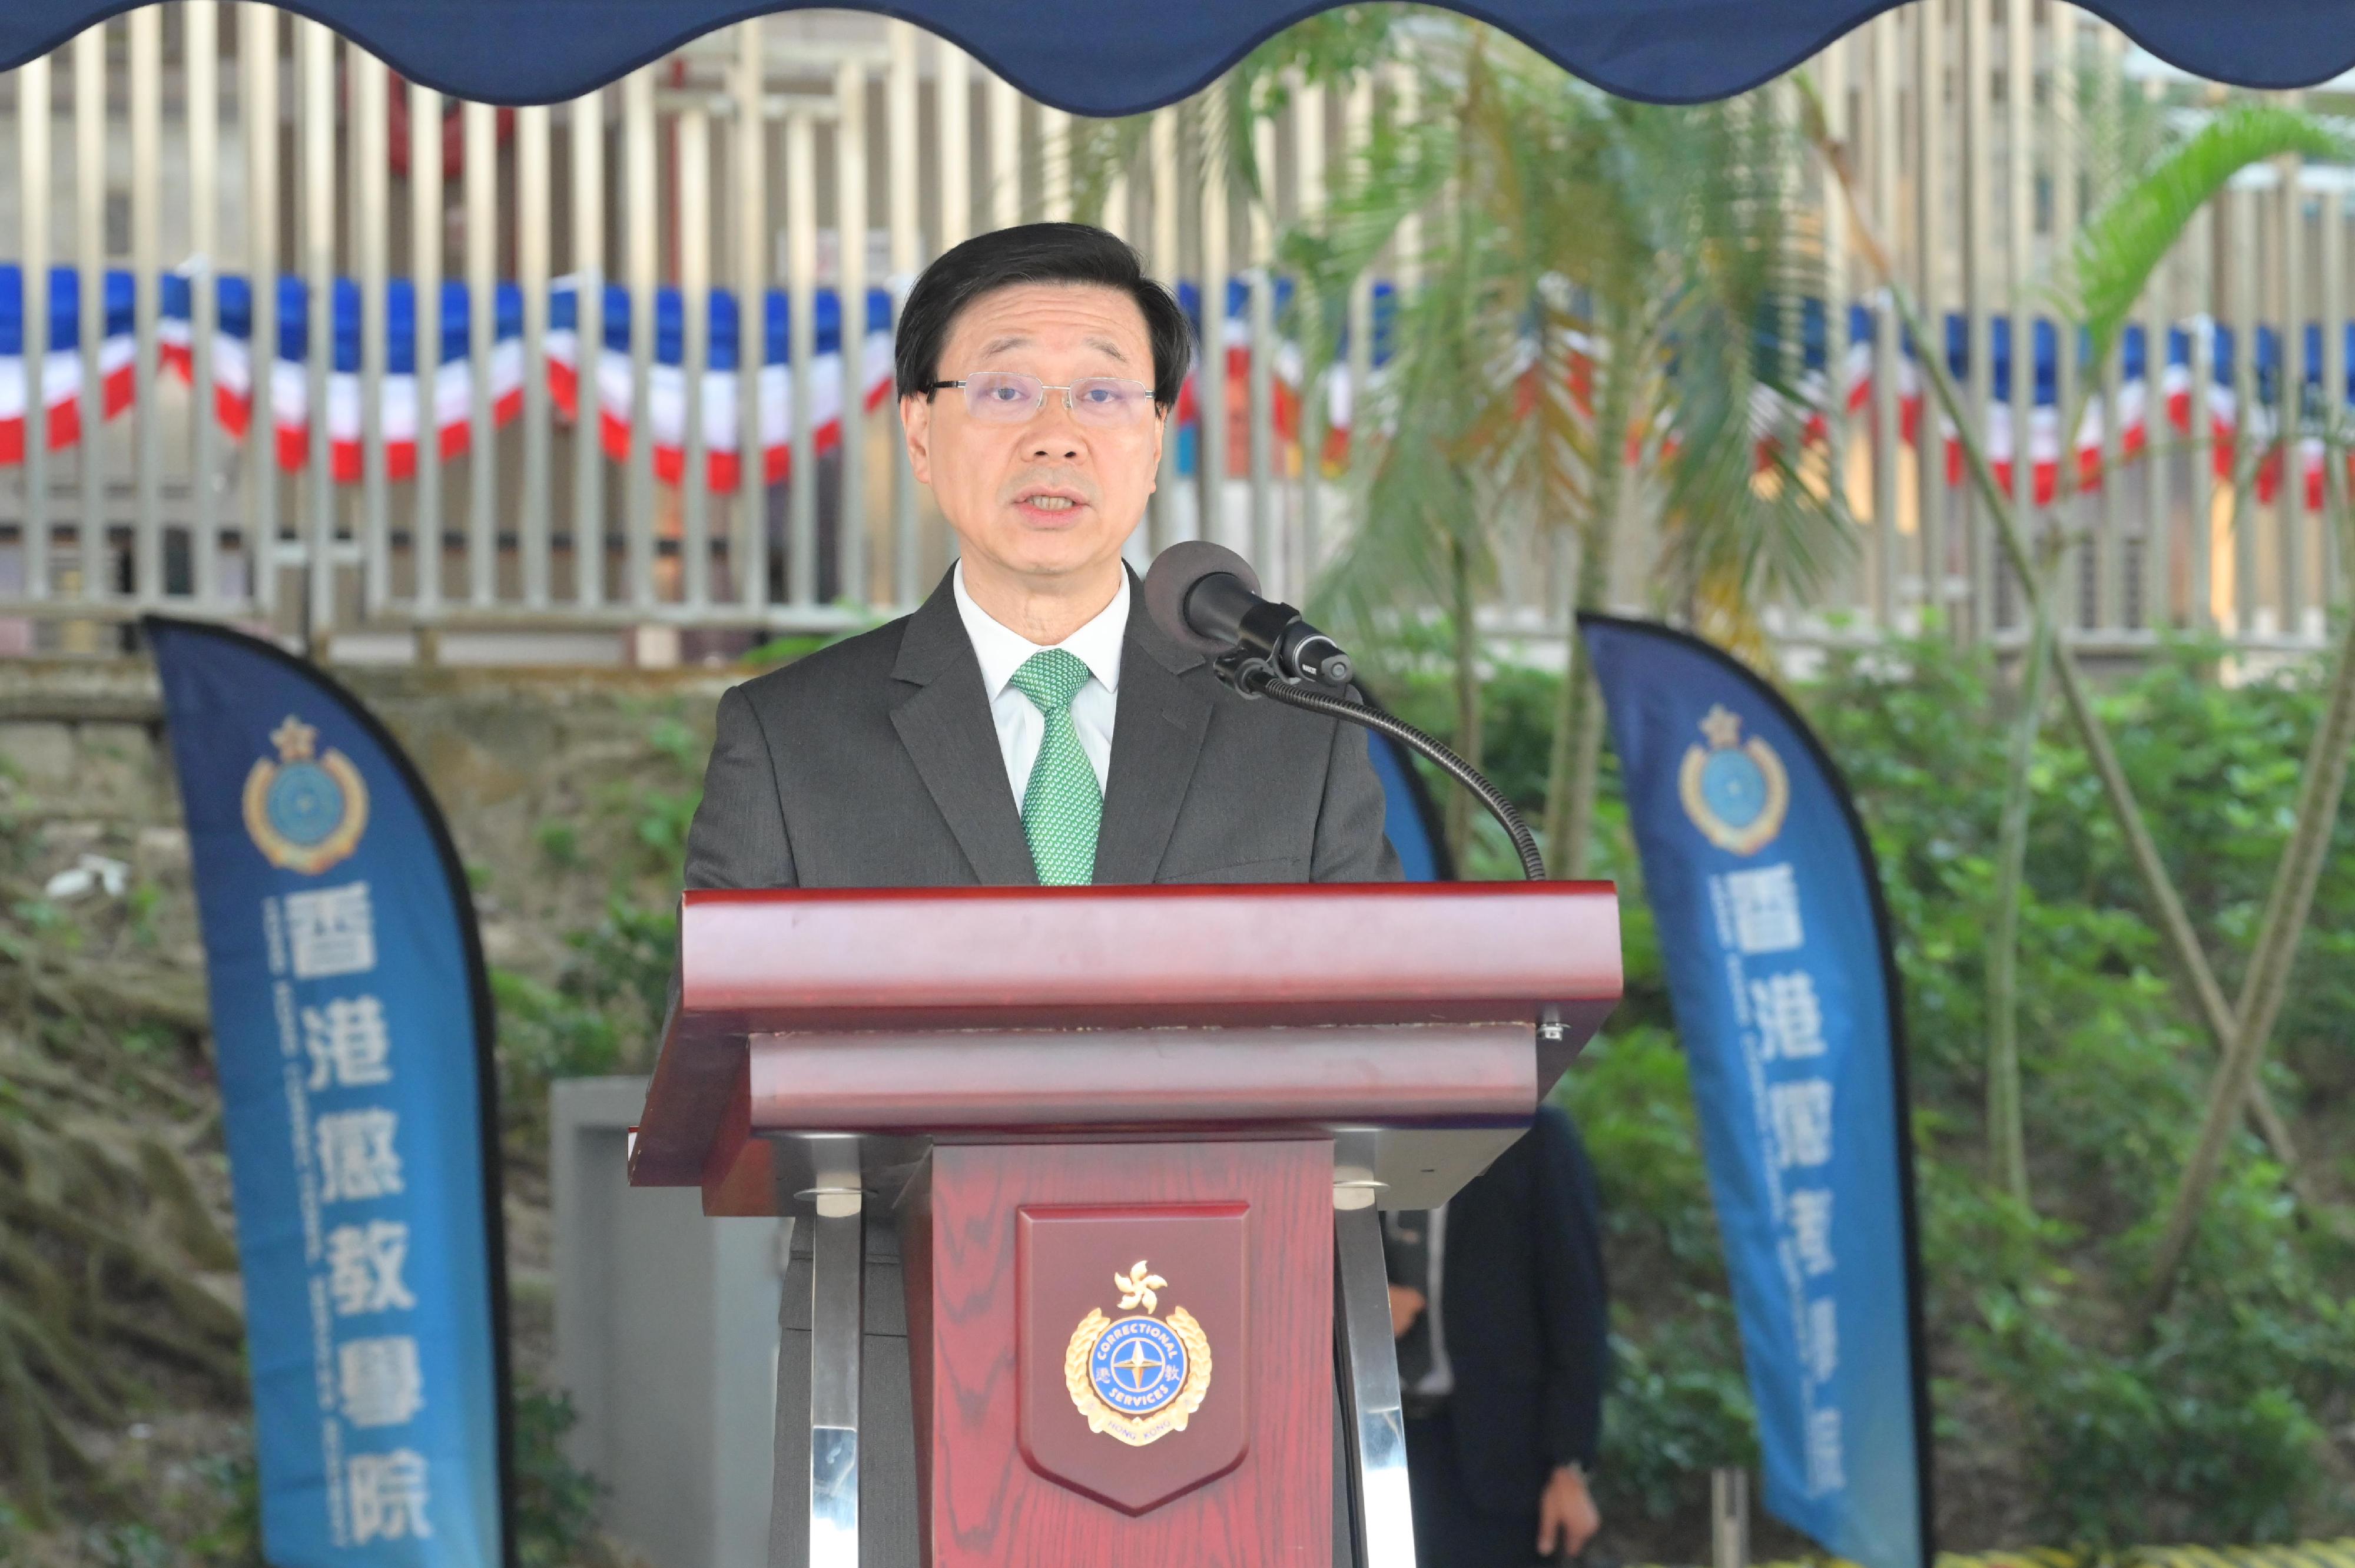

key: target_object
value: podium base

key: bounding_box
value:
[768,1150,1416,1568]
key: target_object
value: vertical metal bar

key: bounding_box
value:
[1040,105,1071,223]
[464,100,496,607]
[1100,161,1129,241]
[837,59,870,606]
[2185,204,2204,631]
[1295,75,1326,595]
[1711,1470,1751,1568]
[2144,245,2174,630]
[2277,141,2305,637]
[1961,0,1991,641]
[1149,106,1180,553]
[1819,38,1852,616]
[1392,64,1421,291]
[624,68,658,609]
[887,22,918,606]
[2092,23,2126,635]
[571,88,603,608]
[933,45,967,573]
[2052,11,2088,635]
[1914,0,1944,632]
[410,79,442,613]
[787,110,818,605]
[356,49,390,617]
[301,20,335,641]
[988,75,1019,230]
[807,1196,864,1568]
[737,23,768,614]
[1344,75,1374,418]
[2052,11,2085,631]
[2004,0,2031,638]
[1198,95,1228,551]
[2326,183,2347,609]
[1246,114,1275,584]
[2231,183,2257,635]
[19,54,50,604]
[678,105,711,610]
[519,103,553,608]
[1869,14,1898,627]
[936,39,970,253]
[187,4,220,605]
[243,6,278,614]
[75,26,107,604]
[1334,1205,1418,1568]
[129,8,161,602]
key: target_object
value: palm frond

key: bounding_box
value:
[2058,105,2354,366]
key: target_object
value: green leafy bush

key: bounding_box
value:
[1378,627,2355,1544]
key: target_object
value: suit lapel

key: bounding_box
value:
[888,574,1039,886]
[1093,579,1212,884]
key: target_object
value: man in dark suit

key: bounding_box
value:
[1386,1104,1610,1566]
[673,222,1398,1567]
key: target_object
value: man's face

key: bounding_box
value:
[901,282,1165,589]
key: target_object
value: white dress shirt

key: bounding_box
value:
[951,561,1127,804]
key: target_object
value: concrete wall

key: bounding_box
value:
[553,1079,784,1568]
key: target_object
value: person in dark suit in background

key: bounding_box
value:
[1387,1102,1610,1566]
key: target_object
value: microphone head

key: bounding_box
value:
[1143,540,1262,656]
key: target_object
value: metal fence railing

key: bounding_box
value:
[0,5,2346,660]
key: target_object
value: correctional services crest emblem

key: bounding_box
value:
[1064,1259,1213,1447]
[1679,704,1787,856]
[243,715,369,875]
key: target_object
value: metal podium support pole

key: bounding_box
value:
[805,1145,865,1568]
[1334,1200,1418,1568]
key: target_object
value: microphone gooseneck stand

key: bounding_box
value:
[1232,664,1550,884]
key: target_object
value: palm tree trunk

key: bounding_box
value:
[1447,533,1485,867]
[1543,333,1634,874]
[1802,81,2326,1247]
[1985,545,2060,1208]
[1561,672,1612,880]
[2142,525,2355,1315]
[1855,226,2309,1180]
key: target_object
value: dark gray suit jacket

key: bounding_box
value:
[681,568,1402,890]
[692,568,1395,1568]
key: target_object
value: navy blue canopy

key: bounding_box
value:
[3,0,2350,111]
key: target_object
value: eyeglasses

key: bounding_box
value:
[927,370,1159,427]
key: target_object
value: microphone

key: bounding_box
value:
[1142,541,1548,880]
[1142,541,1355,689]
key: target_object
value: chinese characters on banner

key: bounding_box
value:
[1714,861,1848,1494]
[271,877,433,1541]
[1580,614,1931,1568]
[149,618,509,1567]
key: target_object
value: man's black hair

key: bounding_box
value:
[894,221,1194,410]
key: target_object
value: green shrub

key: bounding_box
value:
[1379,626,2355,1543]
[514,1384,606,1568]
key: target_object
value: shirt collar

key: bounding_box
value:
[952,561,1130,701]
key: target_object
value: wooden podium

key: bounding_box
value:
[632,882,1621,1568]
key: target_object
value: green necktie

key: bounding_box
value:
[1009,648,1103,886]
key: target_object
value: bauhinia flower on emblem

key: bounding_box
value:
[1115,1261,1166,1312]
[1067,1258,1213,1447]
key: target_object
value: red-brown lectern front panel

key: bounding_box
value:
[903,1139,1332,1568]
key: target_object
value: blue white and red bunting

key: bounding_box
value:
[2,263,2350,506]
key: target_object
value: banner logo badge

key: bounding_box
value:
[243,715,370,875]
[1679,704,1788,855]
[1064,1259,1213,1447]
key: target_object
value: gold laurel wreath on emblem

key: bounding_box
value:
[1063,1259,1214,1448]
[1677,704,1789,857]
[242,715,370,876]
